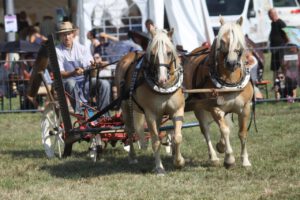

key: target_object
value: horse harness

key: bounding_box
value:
[127,51,184,122]
[189,45,250,91]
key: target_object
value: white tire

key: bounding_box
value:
[41,103,65,158]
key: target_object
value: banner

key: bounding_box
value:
[4,15,18,33]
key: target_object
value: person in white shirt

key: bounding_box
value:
[56,21,111,113]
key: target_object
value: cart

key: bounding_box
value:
[30,35,192,162]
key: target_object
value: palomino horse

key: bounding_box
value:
[183,17,253,168]
[115,28,185,174]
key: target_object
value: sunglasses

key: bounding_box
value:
[278,76,284,79]
[94,56,100,59]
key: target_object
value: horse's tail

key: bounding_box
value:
[247,82,258,133]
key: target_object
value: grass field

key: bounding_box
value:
[0,102,300,200]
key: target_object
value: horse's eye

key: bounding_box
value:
[167,52,172,57]
[235,49,243,57]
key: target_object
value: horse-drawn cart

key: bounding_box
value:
[29,34,196,163]
[30,35,134,161]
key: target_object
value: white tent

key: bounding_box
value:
[76,0,214,52]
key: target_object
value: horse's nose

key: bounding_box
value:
[159,76,167,85]
[226,60,237,71]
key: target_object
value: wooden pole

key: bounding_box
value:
[183,88,243,93]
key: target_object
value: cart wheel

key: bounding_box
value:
[166,130,175,156]
[89,135,102,162]
[41,103,65,158]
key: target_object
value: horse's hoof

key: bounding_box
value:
[242,162,252,168]
[210,159,221,167]
[224,161,236,169]
[216,142,226,154]
[153,167,166,176]
[174,157,185,168]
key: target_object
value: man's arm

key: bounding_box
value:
[99,32,119,42]
[60,68,84,78]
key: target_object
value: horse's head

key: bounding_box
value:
[216,17,245,72]
[145,28,178,87]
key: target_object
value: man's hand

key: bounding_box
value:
[74,67,84,76]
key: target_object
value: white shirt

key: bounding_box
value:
[56,41,93,81]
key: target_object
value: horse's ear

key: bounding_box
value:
[168,28,174,38]
[219,15,225,26]
[236,17,243,26]
[149,25,156,38]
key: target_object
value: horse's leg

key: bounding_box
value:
[238,102,252,167]
[121,101,137,164]
[145,113,165,175]
[172,107,185,168]
[132,111,147,150]
[195,110,220,166]
[216,114,232,154]
[211,108,235,168]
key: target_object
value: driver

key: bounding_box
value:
[55,21,111,114]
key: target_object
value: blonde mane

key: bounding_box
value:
[216,22,245,53]
[146,29,178,61]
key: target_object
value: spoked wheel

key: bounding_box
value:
[163,130,175,156]
[89,134,103,162]
[41,102,65,158]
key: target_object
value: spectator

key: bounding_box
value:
[27,26,47,45]
[268,8,287,83]
[97,32,119,61]
[87,29,101,55]
[17,11,30,40]
[282,43,299,101]
[55,21,111,114]
[274,71,296,102]
[0,23,5,42]
[91,52,112,109]
[40,15,56,37]
[145,18,155,36]
[87,30,119,61]
[245,52,263,99]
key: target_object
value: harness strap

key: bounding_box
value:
[192,55,209,89]
[173,116,184,122]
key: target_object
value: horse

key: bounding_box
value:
[115,28,185,175]
[183,17,254,168]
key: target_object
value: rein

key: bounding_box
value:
[84,60,120,73]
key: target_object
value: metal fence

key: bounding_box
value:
[0,59,51,113]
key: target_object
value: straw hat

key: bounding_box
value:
[56,21,76,33]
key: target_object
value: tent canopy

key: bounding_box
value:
[76,0,214,52]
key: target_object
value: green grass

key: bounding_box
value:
[0,103,300,200]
